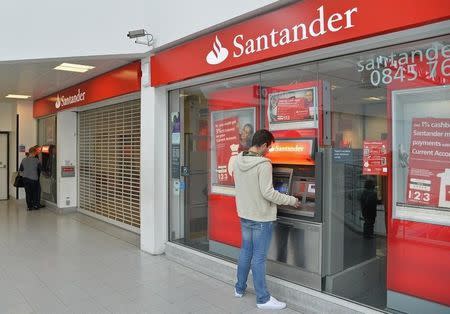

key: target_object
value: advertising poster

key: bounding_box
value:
[268,87,316,129]
[406,118,450,208]
[210,108,255,192]
[214,116,240,186]
[362,140,388,176]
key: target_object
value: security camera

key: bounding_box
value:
[127,29,154,47]
[127,29,147,39]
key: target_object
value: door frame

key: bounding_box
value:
[0,132,10,200]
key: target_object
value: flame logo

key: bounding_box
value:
[55,94,61,109]
[206,36,229,65]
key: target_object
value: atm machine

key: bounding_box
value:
[38,144,57,203]
[266,138,323,289]
[207,80,330,290]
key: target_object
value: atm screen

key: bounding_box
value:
[274,178,289,194]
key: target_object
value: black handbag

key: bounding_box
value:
[13,174,24,188]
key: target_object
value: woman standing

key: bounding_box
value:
[20,147,42,210]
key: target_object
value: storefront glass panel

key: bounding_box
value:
[169,74,261,251]
[168,35,450,311]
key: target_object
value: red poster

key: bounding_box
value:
[363,140,388,176]
[268,88,315,124]
[275,97,310,121]
[406,118,450,208]
[214,116,240,186]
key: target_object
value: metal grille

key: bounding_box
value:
[79,100,141,228]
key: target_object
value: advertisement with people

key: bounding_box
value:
[267,86,317,130]
[210,108,255,194]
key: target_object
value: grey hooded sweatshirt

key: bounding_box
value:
[233,151,297,222]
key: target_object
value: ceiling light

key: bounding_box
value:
[54,63,95,73]
[5,94,31,99]
[363,96,384,101]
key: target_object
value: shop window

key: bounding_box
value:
[168,35,450,312]
[168,75,261,250]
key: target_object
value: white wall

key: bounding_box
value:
[0,0,278,61]
[56,111,78,208]
[0,103,15,198]
[0,101,35,198]
[15,101,36,199]
[0,103,15,131]
[140,59,169,254]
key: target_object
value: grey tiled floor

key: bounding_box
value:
[0,199,300,314]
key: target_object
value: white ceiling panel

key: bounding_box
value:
[0,54,141,103]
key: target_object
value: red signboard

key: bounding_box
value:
[266,140,315,165]
[362,140,388,176]
[33,61,141,118]
[271,89,316,122]
[406,118,450,208]
[277,98,306,121]
[214,116,240,186]
[150,0,450,86]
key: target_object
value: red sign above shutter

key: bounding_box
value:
[33,61,141,118]
[150,0,450,87]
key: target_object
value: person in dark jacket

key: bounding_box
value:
[360,179,378,238]
[20,147,42,210]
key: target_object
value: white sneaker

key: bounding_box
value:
[257,296,286,310]
[234,289,243,298]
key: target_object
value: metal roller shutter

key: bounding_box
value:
[79,100,141,229]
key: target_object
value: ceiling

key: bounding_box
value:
[0,53,145,104]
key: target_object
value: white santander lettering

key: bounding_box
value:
[279,28,291,46]
[309,6,326,37]
[327,13,343,32]
[245,39,255,55]
[292,23,308,42]
[270,29,279,48]
[256,35,269,52]
[233,35,244,57]
[59,89,86,108]
[232,5,358,58]
[344,7,358,29]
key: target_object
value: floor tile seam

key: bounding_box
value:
[164,297,213,313]
[24,207,135,250]
[69,214,139,247]
[195,293,255,312]
[70,296,114,313]
[164,255,239,290]
[0,301,34,313]
[152,287,203,304]
[21,270,72,311]
[14,283,58,313]
[5,262,46,287]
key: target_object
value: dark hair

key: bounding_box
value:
[243,123,254,134]
[364,179,375,190]
[251,129,275,147]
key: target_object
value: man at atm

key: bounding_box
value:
[233,129,300,310]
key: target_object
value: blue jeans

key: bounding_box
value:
[235,218,273,304]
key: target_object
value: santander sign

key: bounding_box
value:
[152,0,450,86]
[206,36,229,65]
[55,89,86,109]
[206,5,357,65]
